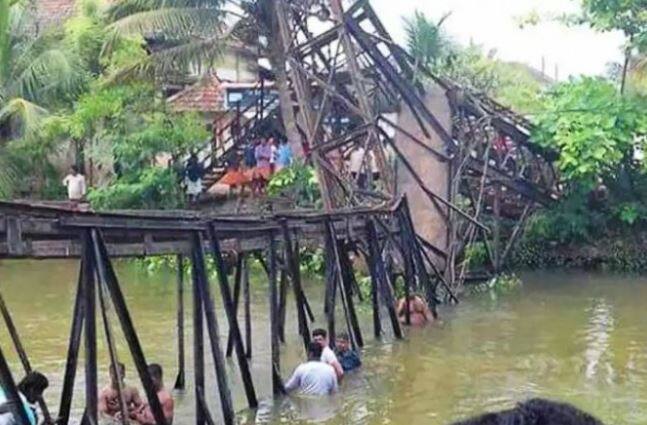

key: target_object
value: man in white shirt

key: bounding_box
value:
[284,342,338,396]
[347,146,367,189]
[62,165,87,202]
[312,328,344,381]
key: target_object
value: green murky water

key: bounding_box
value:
[1,261,646,424]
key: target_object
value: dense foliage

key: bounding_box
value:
[0,0,210,208]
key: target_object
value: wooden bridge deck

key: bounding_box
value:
[0,200,400,259]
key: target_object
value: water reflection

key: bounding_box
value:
[1,264,647,424]
[583,298,614,382]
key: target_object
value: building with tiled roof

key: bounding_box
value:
[34,0,75,31]
[167,74,225,113]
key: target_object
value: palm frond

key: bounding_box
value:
[106,0,225,21]
[104,34,227,83]
[9,49,84,102]
[0,148,18,199]
[108,8,225,39]
[0,97,49,140]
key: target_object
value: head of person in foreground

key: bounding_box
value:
[17,371,49,404]
[450,398,605,425]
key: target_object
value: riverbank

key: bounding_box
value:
[511,235,647,272]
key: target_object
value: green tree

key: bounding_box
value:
[574,0,646,93]
[0,0,85,138]
[532,77,647,185]
[103,0,228,80]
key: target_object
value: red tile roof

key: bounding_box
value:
[167,75,225,112]
[35,0,75,30]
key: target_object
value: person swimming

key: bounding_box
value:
[98,362,142,421]
[396,294,436,326]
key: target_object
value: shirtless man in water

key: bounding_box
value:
[98,362,142,420]
[130,364,174,425]
[396,295,436,326]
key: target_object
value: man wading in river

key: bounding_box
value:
[285,342,338,396]
[98,362,142,422]
[312,328,344,381]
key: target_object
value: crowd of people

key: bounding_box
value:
[217,136,293,197]
[0,364,173,425]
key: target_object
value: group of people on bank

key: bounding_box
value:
[0,363,173,425]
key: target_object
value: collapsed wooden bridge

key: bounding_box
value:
[0,197,439,425]
[0,0,563,423]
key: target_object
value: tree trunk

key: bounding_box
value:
[264,1,304,159]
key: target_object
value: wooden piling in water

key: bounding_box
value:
[174,254,186,390]
[226,254,244,357]
[191,243,206,425]
[191,234,237,424]
[280,220,310,351]
[268,234,285,395]
[92,230,168,425]
[83,232,99,425]
[0,342,31,425]
[243,255,252,359]
[205,226,258,409]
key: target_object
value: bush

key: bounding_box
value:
[88,167,184,210]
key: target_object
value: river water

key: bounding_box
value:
[1,261,646,424]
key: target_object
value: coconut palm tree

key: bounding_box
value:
[102,0,231,80]
[0,0,83,140]
[404,10,453,74]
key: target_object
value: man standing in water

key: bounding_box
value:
[131,364,174,425]
[312,328,344,381]
[98,362,142,420]
[396,294,436,326]
[334,333,361,372]
[285,342,338,396]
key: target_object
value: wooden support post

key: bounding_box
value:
[243,257,252,359]
[174,254,185,390]
[91,230,167,425]
[280,220,310,351]
[325,220,359,351]
[493,184,502,272]
[364,222,382,339]
[97,276,129,425]
[0,291,53,423]
[204,226,258,409]
[58,263,85,425]
[278,269,288,343]
[226,254,244,357]
[338,241,364,348]
[190,235,237,423]
[0,343,31,425]
[268,234,285,395]
[366,219,402,339]
[82,232,99,425]
[323,235,337,344]
[400,198,439,314]
[191,246,205,425]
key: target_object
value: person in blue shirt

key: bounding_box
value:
[334,332,361,372]
[0,371,48,425]
[276,138,293,171]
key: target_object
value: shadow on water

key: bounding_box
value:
[1,262,647,424]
